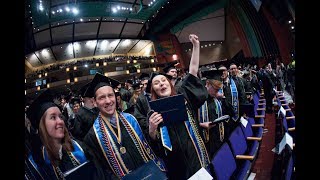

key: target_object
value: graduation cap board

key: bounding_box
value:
[132,82,142,90]
[79,82,94,98]
[201,69,224,81]
[26,89,58,129]
[70,97,81,106]
[163,60,179,73]
[87,73,121,96]
[138,73,150,81]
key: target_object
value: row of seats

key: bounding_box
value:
[273,90,296,180]
[210,89,267,179]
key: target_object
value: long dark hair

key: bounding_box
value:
[38,109,74,166]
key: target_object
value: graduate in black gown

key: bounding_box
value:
[163,61,182,90]
[25,89,104,180]
[198,69,235,159]
[147,34,210,179]
[71,82,99,141]
[218,65,248,134]
[133,73,152,142]
[83,73,166,179]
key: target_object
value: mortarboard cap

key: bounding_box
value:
[87,73,121,96]
[125,79,133,85]
[26,89,58,130]
[163,60,178,73]
[70,97,81,106]
[145,72,172,94]
[132,82,141,90]
[138,73,150,81]
[80,82,94,98]
[201,69,224,81]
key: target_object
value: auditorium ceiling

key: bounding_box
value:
[25,0,226,68]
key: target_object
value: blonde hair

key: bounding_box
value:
[206,79,223,89]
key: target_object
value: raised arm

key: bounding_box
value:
[188,34,200,77]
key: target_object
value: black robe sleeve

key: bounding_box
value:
[133,93,150,139]
[177,73,208,111]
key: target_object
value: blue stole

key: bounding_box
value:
[42,139,87,179]
[199,98,224,143]
[93,112,166,178]
[214,98,222,117]
[230,78,239,121]
[161,102,210,169]
[26,153,45,180]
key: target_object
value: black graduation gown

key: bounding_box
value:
[151,73,208,179]
[26,140,105,180]
[83,118,146,179]
[203,97,234,158]
[133,92,151,141]
[71,106,99,141]
[222,77,247,131]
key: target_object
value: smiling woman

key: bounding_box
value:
[25,89,105,179]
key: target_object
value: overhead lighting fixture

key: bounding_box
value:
[104,72,108,77]
[137,69,141,73]
[37,86,41,91]
[126,70,130,74]
[74,77,78,82]
[96,63,99,67]
[47,84,50,88]
[133,60,137,63]
[291,26,294,29]
[153,67,157,72]
[44,72,48,76]
[288,20,292,24]
[74,66,77,70]
[72,8,79,15]
[67,79,70,83]
[103,62,107,66]
[38,74,42,78]
[80,18,83,22]
[127,60,130,64]
[65,7,70,12]
[151,59,154,63]
[66,67,70,72]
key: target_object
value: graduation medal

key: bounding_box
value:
[120,147,126,154]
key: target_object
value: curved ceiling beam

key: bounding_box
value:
[170,0,227,34]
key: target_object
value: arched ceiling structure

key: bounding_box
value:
[25,0,228,70]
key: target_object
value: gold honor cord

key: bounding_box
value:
[103,112,126,154]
